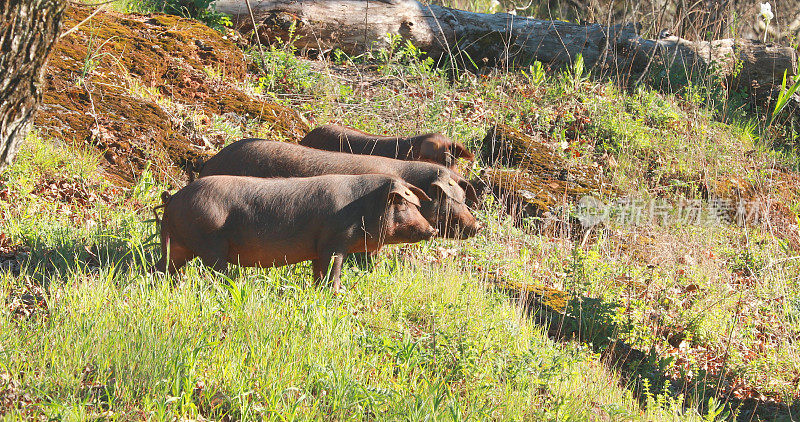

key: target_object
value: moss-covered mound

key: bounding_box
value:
[479,125,799,248]
[488,275,568,313]
[36,5,308,186]
[479,124,613,218]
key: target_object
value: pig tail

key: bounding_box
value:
[152,191,172,224]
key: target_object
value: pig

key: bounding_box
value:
[198,139,481,239]
[154,174,436,290]
[299,124,475,170]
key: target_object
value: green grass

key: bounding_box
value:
[0,257,639,420]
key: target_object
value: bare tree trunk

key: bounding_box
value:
[702,0,730,40]
[0,0,66,172]
[213,0,797,90]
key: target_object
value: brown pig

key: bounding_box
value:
[299,125,475,170]
[199,139,481,239]
[154,174,436,290]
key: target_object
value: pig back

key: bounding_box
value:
[201,138,453,189]
[300,125,412,159]
[178,174,387,228]
[199,139,410,180]
[197,139,468,219]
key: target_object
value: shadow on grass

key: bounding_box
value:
[0,219,158,324]
[489,276,800,421]
[6,221,160,289]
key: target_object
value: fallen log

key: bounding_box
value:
[212,0,797,91]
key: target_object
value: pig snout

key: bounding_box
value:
[458,218,482,239]
[449,216,481,240]
[408,218,438,242]
[387,201,438,244]
[423,225,439,239]
[440,202,481,240]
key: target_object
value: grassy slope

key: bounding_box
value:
[1,141,647,420]
[2,10,800,422]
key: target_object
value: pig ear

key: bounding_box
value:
[459,180,479,204]
[419,138,439,158]
[431,178,458,200]
[405,183,431,203]
[452,143,475,161]
[390,184,423,207]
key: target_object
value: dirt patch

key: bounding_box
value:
[0,234,28,278]
[2,236,46,322]
[6,279,47,322]
[0,370,40,418]
[31,177,117,206]
[36,5,309,186]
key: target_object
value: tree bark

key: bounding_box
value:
[0,0,66,172]
[212,0,797,90]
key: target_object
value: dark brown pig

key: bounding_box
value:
[299,125,475,170]
[199,139,481,239]
[154,174,436,290]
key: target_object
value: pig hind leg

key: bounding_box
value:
[155,241,194,274]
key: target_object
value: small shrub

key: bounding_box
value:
[523,61,546,86]
[123,0,231,30]
[252,46,322,95]
[374,34,439,78]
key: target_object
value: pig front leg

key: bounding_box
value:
[195,239,230,273]
[313,249,345,292]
